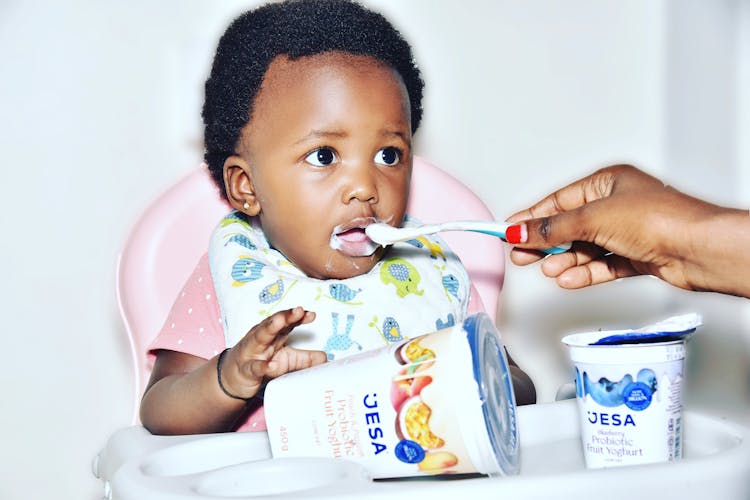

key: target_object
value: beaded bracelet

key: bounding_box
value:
[216,348,252,402]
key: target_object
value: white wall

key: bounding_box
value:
[0,1,747,499]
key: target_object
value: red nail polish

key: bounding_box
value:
[505,224,526,244]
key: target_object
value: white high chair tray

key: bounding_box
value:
[95,399,750,500]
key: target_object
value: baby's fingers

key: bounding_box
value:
[248,307,315,350]
[258,348,327,379]
[284,348,327,372]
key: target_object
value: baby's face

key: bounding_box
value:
[232,52,412,279]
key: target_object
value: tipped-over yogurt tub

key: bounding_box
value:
[264,312,519,479]
[562,313,701,469]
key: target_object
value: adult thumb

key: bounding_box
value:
[511,208,590,250]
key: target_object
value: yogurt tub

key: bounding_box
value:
[562,315,699,469]
[263,312,519,479]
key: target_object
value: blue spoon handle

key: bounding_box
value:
[465,227,571,255]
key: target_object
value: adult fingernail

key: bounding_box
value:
[505,224,527,244]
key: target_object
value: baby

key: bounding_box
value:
[140,0,535,436]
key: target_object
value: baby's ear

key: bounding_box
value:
[224,155,260,215]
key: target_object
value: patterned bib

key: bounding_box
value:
[208,211,470,360]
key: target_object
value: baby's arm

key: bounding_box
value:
[140,307,326,435]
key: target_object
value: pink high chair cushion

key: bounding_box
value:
[117,156,505,417]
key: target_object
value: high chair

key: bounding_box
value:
[94,157,750,500]
[114,156,505,421]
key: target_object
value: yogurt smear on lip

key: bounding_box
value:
[330,219,380,257]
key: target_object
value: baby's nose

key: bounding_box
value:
[342,163,378,204]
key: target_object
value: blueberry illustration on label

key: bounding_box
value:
[575,367,584,398]
[583,372,633,407]
[623,381,654,411]
[637,368,658,392]
[395,439,425,464]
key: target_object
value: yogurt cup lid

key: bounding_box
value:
[464,313,520,476]
[562,313,702,347]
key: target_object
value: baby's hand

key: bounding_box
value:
[220,307,326,400]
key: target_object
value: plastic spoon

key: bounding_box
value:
[365,221,571,255]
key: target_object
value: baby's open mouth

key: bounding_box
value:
[336,227,368,242]
[330,219,381,257]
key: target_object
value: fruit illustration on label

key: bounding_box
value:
[398,398,445,449]
[397,338,435,364]
[418,451,459,472]
[391,375,433,410]
[389,334,460,473]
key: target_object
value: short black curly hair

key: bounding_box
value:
[202,0,424,197]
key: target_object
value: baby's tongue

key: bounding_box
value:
[337,228,367,242]
[331,227,379,257]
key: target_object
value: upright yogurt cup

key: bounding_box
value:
[263,312,519,479]
[562,315,699,469]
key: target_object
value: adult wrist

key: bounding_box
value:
[691,208,750,297]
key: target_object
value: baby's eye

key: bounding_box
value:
[305,147,338,167]
[374,147,401,166]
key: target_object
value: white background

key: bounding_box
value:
[0,1,748,498]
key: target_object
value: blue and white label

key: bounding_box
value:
[623,382,654,411]
[395,439,426,464]
[573,360,684,468]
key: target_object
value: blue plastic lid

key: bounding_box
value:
[464,313,520,476]
[588,313,701,346]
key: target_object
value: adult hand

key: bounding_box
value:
[505,164,750,298]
